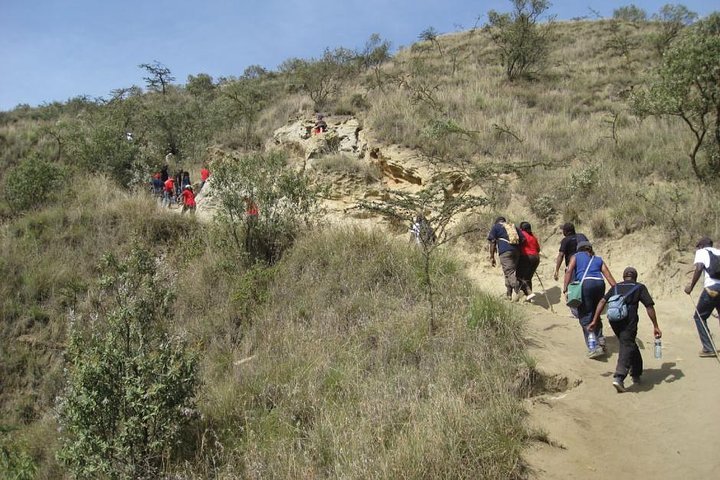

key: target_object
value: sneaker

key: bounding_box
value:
[612,378,626,393]
[699,350,718,358]
[587,347,605,359]
[525,292,536,301]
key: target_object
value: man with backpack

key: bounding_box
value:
[684,236,720,357]
[553,222,589,281]
[488,216,524,301]
[588,267,661,393]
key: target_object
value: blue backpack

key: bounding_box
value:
[606,284,641,322]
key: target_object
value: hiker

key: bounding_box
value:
[151,172,163,197]
[517,221,540,301]
[488,216,524,301]
[162,176,175,207]
[313,114,327,134]
[181,185,196,214]
[588,267,661,392]
[160,164,169,182]
[174,171,183,199]
[553,222,589,281]
[200,165,210,191]
[563,240,617,358]
[684,236,720,357]
[409,215,436,247]
[181,171,191,191]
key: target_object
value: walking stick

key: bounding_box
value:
[687,295,720,367]
[534,272,555,313]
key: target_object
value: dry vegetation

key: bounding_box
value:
[1,12,719,479]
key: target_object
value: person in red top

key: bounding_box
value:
[517,221,541,301]
[163,177,175,207]
[200,165,210,190]
[181,185,196,213]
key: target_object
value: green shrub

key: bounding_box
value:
[4,155,65,213]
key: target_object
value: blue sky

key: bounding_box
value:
[0,0,716,111]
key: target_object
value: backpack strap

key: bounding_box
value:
[579,255,594,284]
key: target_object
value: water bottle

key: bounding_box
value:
[654,338,662,359]
[587,332,597,351]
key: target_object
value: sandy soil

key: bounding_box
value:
[463,233,720,480]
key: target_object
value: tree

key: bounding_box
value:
[612,4,647,23]
[139,61,175,95]
[185,73,215,98]
[281,48,356,110]
[223,78,270,148]
[418,27,443,55]
[486,0,553,80]
[650,3,698,54]
[358,180,487,333]
[211,151,322,264]
[632,13,720,179]
[57,248,198,479]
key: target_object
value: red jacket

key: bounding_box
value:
[520,231,540,256]
[181,189,196,207]
[164,178,175,193]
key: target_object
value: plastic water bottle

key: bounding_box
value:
[654,338,662,359]
[587,332,597,351]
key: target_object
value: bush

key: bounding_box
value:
[56,248,198,480]
[4,155,65,213]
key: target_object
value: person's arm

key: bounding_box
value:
[684,263,704,294]
[554,252,564,281]
[563,256,577,293]
[489,241,497,267]
[646,306,662,338]
[587,297,608,331]
[601,263,617,287]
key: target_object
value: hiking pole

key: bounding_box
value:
[687,295,720,367]
[534,272,555,313]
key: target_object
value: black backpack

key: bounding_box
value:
[706,249,720,280]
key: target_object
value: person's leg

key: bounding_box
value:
[578,280,605,351]
[611,318,639,379]
[499,251,520,297]
[526,255,540,294]
[694,288,717,353]
[517,255,530,295]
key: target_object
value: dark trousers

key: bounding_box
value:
[610,317,642,379]
[578,279,605,348]
[693,284,720,352]
[518,254,540,295]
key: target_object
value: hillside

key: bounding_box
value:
[1,11,720,479]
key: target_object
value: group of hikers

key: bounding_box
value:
[488,217,720,393]
[150,163,211,214]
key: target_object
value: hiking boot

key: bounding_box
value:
[612,378,626,393]
[699,350,718,358]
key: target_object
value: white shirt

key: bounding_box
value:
[694,247,720,288]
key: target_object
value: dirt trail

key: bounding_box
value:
[462,239,720,480]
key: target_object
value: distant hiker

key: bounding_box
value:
[162,176,175,207]
[174,171,183,198]
[200,165,210,190]
[151,172,163,197]
[588,267,661,392]
[409,215,436,247]
[517,221,540,301]
[488,216,524,301]
[181,185,196,213]
[563,241,617,358]
[126,132,134,142]
[684,236,720,357]
[553,222,589,281]
[245,197,259,219]
[160,165,169,182]
[181,171,191,190]
[313,114,327,134]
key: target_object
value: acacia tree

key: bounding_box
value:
[650,3,697,55]
[139,61,175,95]
[486,0,553,80]
[281,48,356,110]
[633,13,720,179]
[358,180,487,333]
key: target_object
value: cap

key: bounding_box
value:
[622,267,638,279]
[185,184,193,190]
[696,236,713,248]
[576,240,592,251]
